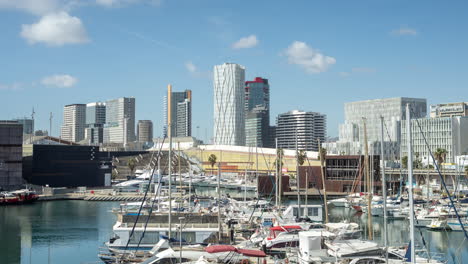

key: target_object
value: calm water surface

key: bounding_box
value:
[1,199,467,264]
[0,201,118,264]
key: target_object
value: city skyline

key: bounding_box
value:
[2,1,468,142]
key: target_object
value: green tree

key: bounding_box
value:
[127,157,137,176]
[208,154,217,175]
[402,156,408,169]
[297,150,307,166]
[434,148,448,167]
[319,147,327,166]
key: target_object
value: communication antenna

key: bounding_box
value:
[49,112,53,137]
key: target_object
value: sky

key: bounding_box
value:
[1,0,468,142]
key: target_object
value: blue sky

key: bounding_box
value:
[1,0,468,141]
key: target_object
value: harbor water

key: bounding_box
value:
[1,199,468,264]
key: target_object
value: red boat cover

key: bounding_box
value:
[237,249,267,257]
[205,245,237,253]
[269,225,302,231]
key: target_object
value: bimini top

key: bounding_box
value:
[205,245,237,253]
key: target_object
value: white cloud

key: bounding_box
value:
[185,61,197,73]
[0,82,23,91]
[20,12,89,46]
[339,72,350,78]
[391,26,418,36]
[41,74,78,88]
[96,0,162,7]
[352,67,376,73]
[284,41,336,74]
[0,0,60,15]
[232,35,258,49]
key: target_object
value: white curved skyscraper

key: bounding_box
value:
[213,63,246,146]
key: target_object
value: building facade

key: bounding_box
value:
[276,110,326,151]
[324,97,427,157]
[13,118,34,134]
[137,120,153,143]
[0,121,23,190]
[164,89,192,137]
[244,77,273,148]
[104,97,136,144]
[401,116,468,163]
[430,102,468,118]
[85,102,106,144]
[213,63,246,146]
[60,104,86,143]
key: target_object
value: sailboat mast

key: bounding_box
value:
[275,138,279,207]
[363,118,373,240]
[380,116,388,260]
[168,84,173,239]
[296,132,301,218]
[406,103,416,263]
[217,162,221,242]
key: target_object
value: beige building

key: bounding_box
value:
[430,102,468,118]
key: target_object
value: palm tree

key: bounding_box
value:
[319,147,327,166]
[434,148,447,167]
[401,156,408,169]
[297,150,307,166]
[127,157,137,177]
[208,154,217,175]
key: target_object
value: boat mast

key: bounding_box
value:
[406,103,416,263]
[217,162,222,243]
[168,84,173,239]
[380,116,388,261]
[318,138,328,223]
[256,146,259,200]
[296,132,301,218]
[363,117,373,240]
[275,138,279,207]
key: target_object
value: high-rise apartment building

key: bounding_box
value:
[276,110,326,151]
[137,120,153,143]
[430,102,468,118]
[401,116,468,163]
[213,63,246,146]
[85,102,106,144]
[245,106,270,147]
[324,97,427,156]
[104,97,136,144]
[60,104,86,142]
[164,89,192,137]
[244,77,273,147]
[0,121,23,190]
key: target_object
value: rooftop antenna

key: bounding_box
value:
[49,112,53,138]
[30,107,35,144]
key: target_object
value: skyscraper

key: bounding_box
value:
[85,102,106,144]
[137,120,153,143]
[213,63,246,146]
[163,89,192,137]
[276,110,327,151]
[323,97,427,156]
[60,104,86,142]
[104,97,136,144]
[245,77,272,147]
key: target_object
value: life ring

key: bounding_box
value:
[241,259,249,264]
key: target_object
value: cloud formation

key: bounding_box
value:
[0,0,60,15]
[0,82,23,91]
[96,0,162,7]
[391,26,418,36]
[21,12,89,46]
[284,41,336,74]
[185,61,197,73]
[41,74,78,88]
[232,35,258,49]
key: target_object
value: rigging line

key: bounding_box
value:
[410,107,468,241]
[305,155,323,205]
[119,136,166,259]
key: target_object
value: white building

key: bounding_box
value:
[104,97,136,144]
[430,102,468,118]
[276,110,326,151]
[60,104,86,142]
[213,63,246,146]
[401,116,468,163]
[324,97,427,157]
